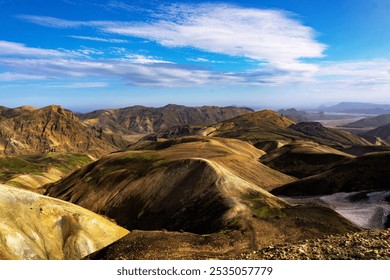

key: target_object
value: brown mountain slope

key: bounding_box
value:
[198,110,370,148]
[0,184,128,260]
[364,123,390,144]
[344,114,390,128]
[272,152,390,196]
[46,136,360,259]
[198,110,296,141]
[0,105,128,157]
[79,104,254,134]
[289,122,371,146]
[45,136,293,233]
[259,141,354,178]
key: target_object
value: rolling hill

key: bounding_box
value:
[259,141,354,178]
[45,136,293,233]
[45,136,360,259]
[0,184,128,260]
[344,114,390,128]
[0,153,93,192]
[364,124,390,144]
[198,110,371,148]
[272,152,390,196]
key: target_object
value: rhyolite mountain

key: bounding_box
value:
[0,105,128,157]
[197,110,370,148]
[45,135,360,260]
[0,184,128,260]
[78,104,254,134]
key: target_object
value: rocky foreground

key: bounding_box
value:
[239,228,390,260]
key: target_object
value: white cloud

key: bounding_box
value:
[124,54,174,64]
[103,4,325,72]
[19,4,325,75]
[68,35,128,43]
[316,60,390,89]
[17,15,86,28]
[189,58,209,63]
[0,56,243,87]
[0,72,46,81]
[0,40,62,57]
[45,81,108,88]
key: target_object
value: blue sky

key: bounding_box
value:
[1,0,390,111]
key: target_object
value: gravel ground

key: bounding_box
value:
[239,228,390,260]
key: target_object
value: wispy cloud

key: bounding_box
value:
[45,81,108,88]
[19,3,325,75]
[17,15,86,28]
[103,4,325,73]
[316,60,390,90]
[0,40,63,57]
[68,35,128,43]
[0,72,46,81]
[124,54,174,64]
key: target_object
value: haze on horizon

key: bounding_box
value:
[1,0,390,111]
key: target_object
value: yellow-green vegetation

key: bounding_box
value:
[0,153,92,190]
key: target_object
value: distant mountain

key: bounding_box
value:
[0,105,128,157]
[321,102,390,114]
[344,114,390,128]
[79,104,254,134]
[277,108,309,123]
[198,110,370,147]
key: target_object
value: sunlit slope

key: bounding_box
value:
[79,104,254,134]
[0,153,93,192]
[198,110,371,147]
[0,184,128,260]
[0,105,128,157]
[45,137,294,233]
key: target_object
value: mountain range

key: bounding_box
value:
[319,102,390,114]
[79,104,253,134]
[1,103,389,260]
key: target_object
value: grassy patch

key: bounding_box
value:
[119,153,155,161]
[0,153,92,183]
[252,206,271,217]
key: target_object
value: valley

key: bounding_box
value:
[1,103,390,260]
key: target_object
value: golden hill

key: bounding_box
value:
[198,110,371,148]
[0,184,128,260]
[45,136,293,233]
[46,136,359,259]
[0,105,128,157]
